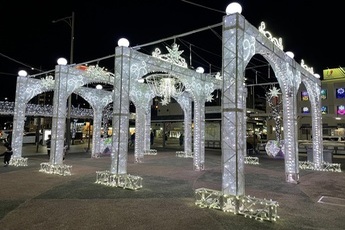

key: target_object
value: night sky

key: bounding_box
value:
[1,0,344,102]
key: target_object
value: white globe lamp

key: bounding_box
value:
[57,57,68,65]
[118,38,130,47]
[226,2,242,15]
[314,73,320,79]
[196,67,205,73]
[285,51,294,59]
[18,70,28,77]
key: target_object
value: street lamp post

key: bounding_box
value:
[53,12,75,150]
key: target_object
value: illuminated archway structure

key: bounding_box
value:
[10,2,325,221]
[11,66,115,169]
[112,44,220,171]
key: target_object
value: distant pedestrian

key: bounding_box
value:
[150,131,154,145]
[179,133,184,146]
[0,142,13,167]
[46,135,51,157]
[130,133,135,147]
[6,132,12,145]
[63,138,68,160]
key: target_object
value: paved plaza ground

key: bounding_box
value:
[1,143,345,230]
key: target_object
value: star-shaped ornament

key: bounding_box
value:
[268,86,281,97]
[166,43,184,60]
[206,94,214,102]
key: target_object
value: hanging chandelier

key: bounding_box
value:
[144,72,185,105]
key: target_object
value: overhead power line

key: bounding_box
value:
[0,52,43,73]
[0,71,17,77]
[132,22,223,50]
[181,0,225,14]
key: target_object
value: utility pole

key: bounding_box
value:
[52,12,75,150]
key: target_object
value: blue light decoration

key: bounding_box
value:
[336,88,345,99]
[321,106,328,114]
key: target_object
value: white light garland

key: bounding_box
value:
[258,22,283,50]
[300,59,314,74]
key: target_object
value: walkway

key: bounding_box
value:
[1,143,345,229]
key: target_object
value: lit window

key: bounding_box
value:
[321,106,328,114]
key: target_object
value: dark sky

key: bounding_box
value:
[1,0,344,101]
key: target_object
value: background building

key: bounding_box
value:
[297,67,345,140]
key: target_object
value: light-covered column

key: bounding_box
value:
[111,46,131,174]
[243,88,248,157]
[51,65,69,165]
[11,75,30,158]
[311,89,323,168]
[193,98,204,170]
[279,64,301,183]
[304,80,323,169]
[144,104,151,152]
[134,107,145,162]
[199,101,206,167]
[178,94,193,154]
[221,13,246,196]
[184,101,193,154]
[92,108,103,157]
[181,95,193,154]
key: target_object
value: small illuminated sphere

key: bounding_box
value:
[57,58,68,65]
[18,70,27,77]
[118,38,130,47]
[96,84,103,90]
[196,67,204,73]
[226,2,242,15]
[285,51,294,59]
[314,73,320,78]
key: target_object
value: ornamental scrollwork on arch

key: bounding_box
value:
[258,22,283,50]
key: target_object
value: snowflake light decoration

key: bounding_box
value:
[268,86,281,98]
[206,94,214,102]
[152,43,188,68]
